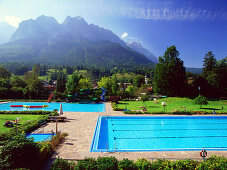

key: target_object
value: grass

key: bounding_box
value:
[0,115,44,133]
[38,69,92,81]
[38,69,56,81]
[117,97,227,113]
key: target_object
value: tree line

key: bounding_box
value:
[0,45,226,99]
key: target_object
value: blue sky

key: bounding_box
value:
[0,0,227,68]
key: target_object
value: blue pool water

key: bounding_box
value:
[90,116,227,152]
[27,133,55,142]
[0,102,105,112]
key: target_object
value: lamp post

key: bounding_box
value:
[198,86,200,95]
[15,117,22,135]
[50,118,58,134]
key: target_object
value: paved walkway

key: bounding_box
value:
[39,102,227,162]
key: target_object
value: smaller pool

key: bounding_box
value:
[27,133,55,142]
[0,102,105,112]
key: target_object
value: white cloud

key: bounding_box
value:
[121,32,128,38]
[4,16,21,27]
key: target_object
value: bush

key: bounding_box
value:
[151,159,172,169]
[96,157,118,170]
[51,158,76,170]
[0,110,58,115]
[0,134,41,169]
[172,159,198,169]
[193,95,208,108]
[135,158,151,170]
[77,157,97,170]
[197,155,227,169]
[118,158,137,170]
[123,111,143,114]
[51,156,227,170]
[112,102,124,111]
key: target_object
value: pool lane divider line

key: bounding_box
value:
[114,136,227,140]
[113,128,227,131]
[112,123,227,125]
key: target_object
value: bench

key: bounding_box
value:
[47,116,67,122]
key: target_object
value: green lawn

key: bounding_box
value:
[117,97,227,113]
[0,115,44,133]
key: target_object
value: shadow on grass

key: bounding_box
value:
[148,106,161,108]
[118,102,129,105]
[202,108,221,110]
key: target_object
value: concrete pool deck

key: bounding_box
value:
[38,102,227,161]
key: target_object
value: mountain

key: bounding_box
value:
[186,67,202,74]
[0,15,152,67]
[0,22,16,44]
[127,41,158,63]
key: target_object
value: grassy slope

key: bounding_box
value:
[117,97,227,113]
[38,69,91,81]
[0,115,44,133]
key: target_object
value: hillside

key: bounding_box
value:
[0,15,153,67]
[0,22,16,44]
[127,41,158,63]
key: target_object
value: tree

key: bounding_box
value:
[202,51,217,77]
[79,78,92,89]
[133,75,144,88]
[201,52,227,97]
[153,45,186,96]
[10,76,27,88]
[111,75,119,95]
[125,85,135,98]
[98,77,112,96]
[66,73,80,95]
[56,71,67,93]
[193,95,208,109]
[0,66,11,79]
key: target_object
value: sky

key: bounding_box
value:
[0,0,227,68]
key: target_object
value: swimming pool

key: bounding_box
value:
[27,133,55,142]
[90,116,227,152]
[0,102,105,112]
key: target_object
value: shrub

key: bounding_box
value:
[193,95,208,108]
[76,157,97,170]
[197,155,227,169]
[112,102,125,111]
[118,158,137,170]
[0,110,58,115]
[151,159,172,169]
[0,134,41,169]
[96,157,118,170]
[51,158,76,170]
[135,158,151,170]
[113,107,125,111]
[123,111,143,114]
[172,159,198,169]
[17,115,49,133]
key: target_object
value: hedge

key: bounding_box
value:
[0,110,58,115]
[123,110,225,115]
[112,102,125,111]
[51,155,227,170]
[0,132,68,169]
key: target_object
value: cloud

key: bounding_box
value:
[121,32,128,38]
[117,7,227,21]
[4,16,21,27]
